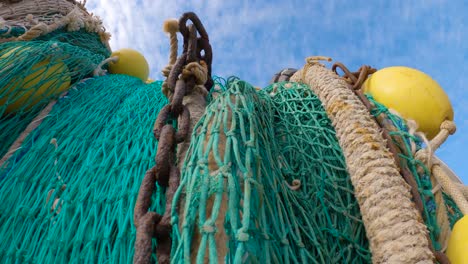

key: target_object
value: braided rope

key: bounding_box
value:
[410,121,462,250]
[291,60,434,263]
[0,0,110,48]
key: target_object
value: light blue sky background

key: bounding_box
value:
[89,0,467,182]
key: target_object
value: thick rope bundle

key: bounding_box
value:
[0,0,79,27]
[0,0,110,46]
[291,62,434,263]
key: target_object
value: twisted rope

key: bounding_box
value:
[93,56,118,77]
[1,0,110,48]
[161,19,179,96]
[291,59,434,263]
[414,121,468,215]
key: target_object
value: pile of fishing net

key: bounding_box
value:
[0,29,109,158]
[1,72,461,262]
[0,1,464,263]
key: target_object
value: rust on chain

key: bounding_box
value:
[179,12,209,40]
[134,12,213,264]
[186,24,198,63]
[155,166,180,237]
[134,167,159,223]
[134,167,163,263]
[155,125,176,187]
[170,80,187,115]
[155,166,180,264]
[167,52,188,93]
[175,106,190,143]
[179,12,213,90]
[134,212,162,263]
[153,105,171,139]
[335,62,449,264]
[332,62,376,90]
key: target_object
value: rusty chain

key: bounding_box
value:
[133,12,213,264]
[332,62,450,264]
[332,62,376,90]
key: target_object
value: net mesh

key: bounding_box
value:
[0,30,108,158]
[172,79,371,263]
[0,73,462,263]
[0,74,167,263]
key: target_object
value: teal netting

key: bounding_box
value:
[0,74,167,263]
[0,26,26,38]
[0,30,108,158]
[36,29,111,58]
[443,193,464,228]
[0,73,462,264]
[172,79,371,263]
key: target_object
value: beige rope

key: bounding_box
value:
[431,121,456,150]
[402,119,461,251]
[93,56,118,77]
[1,0,110,46]
[0,98,59,168]
[374,104,453,251]
[419,121,468,217]
[433,164,468,215]
[163,61,208,99]
[430,174,452,251]
[456,183,468,198]
[162,19,179,66]
[161,19,180,97]
[0,0,76,27]
[291,60,434,263]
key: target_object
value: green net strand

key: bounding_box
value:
[0,74,167,263]
[367,95,447,250]
[0,35,107,158]
[442,193,464,228]
[172,80,371,263]
[35,29,111,58]
[0,71,461,263]
[0,25,26,38]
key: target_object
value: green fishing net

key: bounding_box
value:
[0,74,167,263]
[172,79,371,263]
[0,30,108,158]
[35,29,111,58]
[0,72,460,264]
[0,26,26,39]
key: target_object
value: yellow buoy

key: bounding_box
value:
[0,47,71,113]
[108,48,149,82]
[447,215,468,264]
[363,66,453,139]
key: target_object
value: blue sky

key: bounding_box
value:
[88,0,468,182]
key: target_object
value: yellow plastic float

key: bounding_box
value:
[447,215,468,264]
[363,66,454,139]
[0,46,71,113]
[108,48,150,82]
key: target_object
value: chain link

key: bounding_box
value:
[133,12,213,264]
[332,62,376,90]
